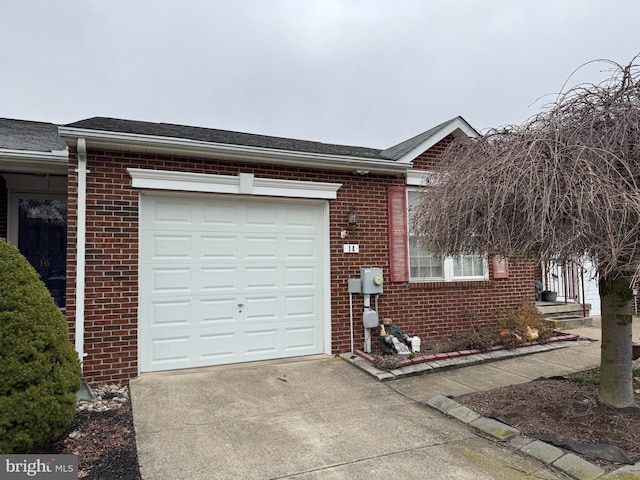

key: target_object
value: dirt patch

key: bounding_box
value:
[37,401,141,480]
[455,376,640,472]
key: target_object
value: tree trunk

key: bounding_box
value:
[598,274,636,408]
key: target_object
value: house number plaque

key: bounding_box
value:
[343,244,359,253]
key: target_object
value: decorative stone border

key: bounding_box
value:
[426,394,640,480]
[342,335,586,381]
[355,332,580,368]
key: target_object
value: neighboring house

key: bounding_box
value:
[1,116,537,383]
[0,118,68,308]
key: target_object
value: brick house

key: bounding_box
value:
[0,116,535,383]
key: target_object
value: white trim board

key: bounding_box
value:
[128,168,342,200]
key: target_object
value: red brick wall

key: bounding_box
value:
[66,140,535,383]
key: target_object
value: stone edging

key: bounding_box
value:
[426,394,640,480]
[341,339,588,381]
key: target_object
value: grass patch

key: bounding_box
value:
[568,368,640,388]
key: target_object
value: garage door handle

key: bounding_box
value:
[238,303,244,308]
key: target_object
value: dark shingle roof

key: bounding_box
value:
[380,117,466,160]
[0,118,67,152]
[65,117,385,159]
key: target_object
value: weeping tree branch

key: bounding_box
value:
[412,56,640,282]
[411,55,640,408]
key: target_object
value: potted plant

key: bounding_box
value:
[541,290,558,302]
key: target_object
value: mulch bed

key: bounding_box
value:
[37,401,141,480]
[455,377,640,472]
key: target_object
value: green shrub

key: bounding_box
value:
[0,239,81,453]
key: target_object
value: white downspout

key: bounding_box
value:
[75,138,88,369]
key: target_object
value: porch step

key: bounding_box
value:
[535,301,591,317]
[545,315,594,329]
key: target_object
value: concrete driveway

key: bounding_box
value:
[130,356,563,480]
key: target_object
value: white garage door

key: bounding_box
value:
[139,193,327,372]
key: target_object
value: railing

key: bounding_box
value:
[543,259,587,317]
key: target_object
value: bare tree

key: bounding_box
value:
[412,57,640,408]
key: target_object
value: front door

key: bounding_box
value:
[17,198,67,307]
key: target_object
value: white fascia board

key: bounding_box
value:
[59,127,409,174]
[0,148,68,174]
[128,168,342,200]
[407,169,438,186]
[396,117,479,164]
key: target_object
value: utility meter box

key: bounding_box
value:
[363,309,379,328]
[361,268,383,294]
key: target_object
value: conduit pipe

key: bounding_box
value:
[75,138,88,369]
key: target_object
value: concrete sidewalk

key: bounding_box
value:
[130,319,639,480]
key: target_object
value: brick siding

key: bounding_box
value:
[65,137,535,383]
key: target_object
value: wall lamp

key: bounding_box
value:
[347,206,359,230]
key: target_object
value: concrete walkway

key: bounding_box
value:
[130,319,639,480]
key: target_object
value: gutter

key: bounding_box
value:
[58,127,410,174]
[75,138,88,368]
[0,148,68,174]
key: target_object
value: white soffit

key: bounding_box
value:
[128,168,342,199]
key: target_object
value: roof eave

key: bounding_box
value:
[58,127,410,174]
[397,117,479,164]
[0,148,69,175]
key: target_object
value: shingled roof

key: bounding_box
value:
[65,117,385,160]
[0,118,67,152]
[379,116,479,161]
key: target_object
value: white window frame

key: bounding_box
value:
[407,188,488,282]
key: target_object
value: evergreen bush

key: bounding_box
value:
[0,239,81,453]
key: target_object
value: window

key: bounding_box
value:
[407,189,487,281]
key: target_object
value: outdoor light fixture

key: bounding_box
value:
[347,206,359,230]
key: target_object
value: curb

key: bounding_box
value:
[426,394,639,480]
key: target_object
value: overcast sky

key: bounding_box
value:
[1,1,639,148]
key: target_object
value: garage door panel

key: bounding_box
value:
[148,198,194,228]
[199,333,238,360]
[285,327,317,351]
[246,206,279,228]
[200,267,238,292]
[244,329,279,355]
[285,295,317,318]
[199,298,237,324]
[146,299,192,327]
[245,267,278,289]
[150,336,191,365]
[150,234,193,259]
[244,296,278,322]
[284,237,317,258]
[284,207,320,229]
[285,266,316,288]
[140,194,326,372]
[150,267,192,293]
[202,202,239,227]
[201,235,239,259]
[245,236,278,258]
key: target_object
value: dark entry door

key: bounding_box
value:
[18,198,67,307]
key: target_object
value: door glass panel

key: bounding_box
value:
[18,198,67,308]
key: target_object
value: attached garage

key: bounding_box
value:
[139,192,329,372]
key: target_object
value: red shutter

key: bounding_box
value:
[388,185,409,282]
[492,256,509,278]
